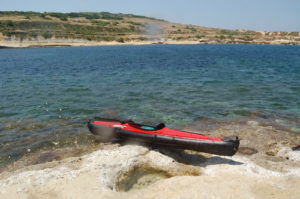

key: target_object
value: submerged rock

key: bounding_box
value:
[32,152,61,164]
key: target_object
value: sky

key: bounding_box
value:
[1,0,299,31]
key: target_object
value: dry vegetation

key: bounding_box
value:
[0,11,299,45]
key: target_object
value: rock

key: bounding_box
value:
[266,151,277,156]
[1,144,300,199]
[238,147,258,155]
[247,121,259,126]
[33,152,61,164]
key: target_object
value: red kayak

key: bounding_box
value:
[88,118,239,156]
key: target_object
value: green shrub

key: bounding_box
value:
[127,21,141,26]
[220,29,239,36]
[190,27,197,32]
[129,25,135,31]
[92,20,110,26]
[3,20,14,27]
[100,12,123,20]
[40,13,52,20]
[48,13,68,21]
[138,36,147,41]
[196,34,205,39]
[42,32,52,39]
[215,35,225,39]
[117,37,124,43]
[29,32,38,38]
[241,35,253,41]
[68,12,100,20]
[60,16,68,21]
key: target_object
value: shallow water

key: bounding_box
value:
[0,44,300,167]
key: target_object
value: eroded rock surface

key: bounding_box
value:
[0,121,299,199]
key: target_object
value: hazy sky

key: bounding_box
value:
[1,0,299,31]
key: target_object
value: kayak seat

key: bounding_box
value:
[140,123,165,130]
[154,123,165,130]
[122,120,165,131]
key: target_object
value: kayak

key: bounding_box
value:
[87,118,240,156]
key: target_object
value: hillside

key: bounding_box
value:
[0,11,299,47]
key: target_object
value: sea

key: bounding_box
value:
[0,44,300,167]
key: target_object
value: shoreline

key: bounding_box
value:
[0,146,299,199]
[1,113,299,170]
[0,39,300,48]
[0,121,299,198]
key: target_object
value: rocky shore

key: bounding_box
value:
[0,37,299,48]
[0,121,299,199]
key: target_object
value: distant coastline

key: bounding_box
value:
[1,11,299,48]
[0,39,299,49]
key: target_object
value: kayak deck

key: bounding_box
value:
[88,119,240,156]
[91,120,222,141]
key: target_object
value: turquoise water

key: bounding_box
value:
[0,44,300,166]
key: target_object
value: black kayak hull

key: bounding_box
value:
[88,122,239,156]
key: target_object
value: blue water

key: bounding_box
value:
[0,44,300,166]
